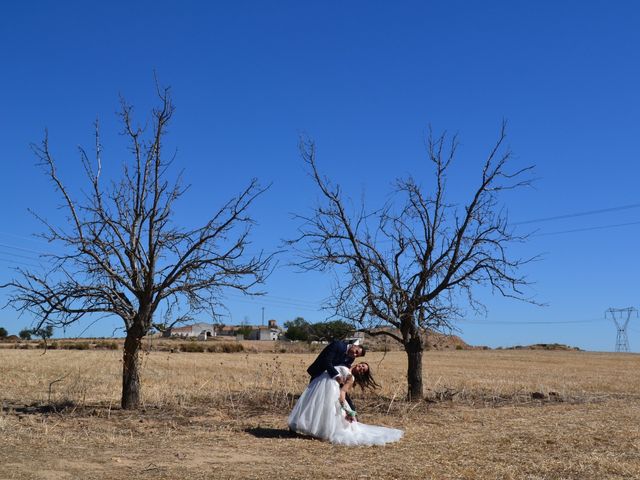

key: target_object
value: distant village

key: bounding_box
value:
[162,319,366,343]
[161,321,501,352]
[164,319,283,341]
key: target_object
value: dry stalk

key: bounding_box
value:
[48,373,70,403]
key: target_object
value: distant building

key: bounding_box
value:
[217,325,240,337]
[345,331,365,345]
[164,319,283,341]
[165,322,215,340]
[247,319,281,341]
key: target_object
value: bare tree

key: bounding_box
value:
[3,85,272,409]
[291,124,536,400]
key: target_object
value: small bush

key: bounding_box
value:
[66,342,90,350]
[152,343,173,352]
[95,341,119,350]
[206,342,244,353]
[222,342,244,353]
[180,342,205,353]
[37,341,58,349]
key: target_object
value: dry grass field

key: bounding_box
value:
[2,347,640,479]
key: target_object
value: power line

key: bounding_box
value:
[532,220,640,237]
[227,292,321,308]
[513,202,640,225]
[461,317,606,326]
[0,249,47,262]
[0,242,53,256]
[0,231,52,247]
[256,293,321,307]
[0,257,44,269]
[225,294,321,313]
[226,292,322,308]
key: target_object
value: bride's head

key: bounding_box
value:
[351,362,380,391]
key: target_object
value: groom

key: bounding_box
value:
[307,340,365,411]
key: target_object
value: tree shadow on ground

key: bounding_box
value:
[244,426,308,439]
[2,401,76,415]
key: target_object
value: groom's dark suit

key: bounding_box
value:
[307,340,356,411]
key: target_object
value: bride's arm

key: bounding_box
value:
[339,376,357,421]
[339,375,354,404]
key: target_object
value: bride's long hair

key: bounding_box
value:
[352,362,380,391]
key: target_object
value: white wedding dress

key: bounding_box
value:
[288,366,403,446]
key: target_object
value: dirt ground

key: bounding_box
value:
[1,349,640,479]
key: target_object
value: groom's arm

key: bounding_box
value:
[317,341,343,379]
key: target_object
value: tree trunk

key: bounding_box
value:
[405,335,424,401]
[121,325,144,409]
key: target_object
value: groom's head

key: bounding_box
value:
[347,344,365,359]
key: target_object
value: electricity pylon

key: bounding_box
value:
[605,307,638,352]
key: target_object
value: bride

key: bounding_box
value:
[288,362,403,446]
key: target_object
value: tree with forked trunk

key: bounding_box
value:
[3,85,272,409]
[291,124,537,401]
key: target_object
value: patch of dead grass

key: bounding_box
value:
[1,349,640,479]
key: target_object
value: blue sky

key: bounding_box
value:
[1,1,639,351]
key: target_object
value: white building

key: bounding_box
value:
[345,331,365,345]
[247,319,281,341]
[167,322,215,340]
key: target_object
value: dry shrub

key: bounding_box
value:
[207,342,244,353]
[65,342,91,350]
[94,341,118,350]
[179,342,205,353]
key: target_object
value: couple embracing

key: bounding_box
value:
[288,340,403,446]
